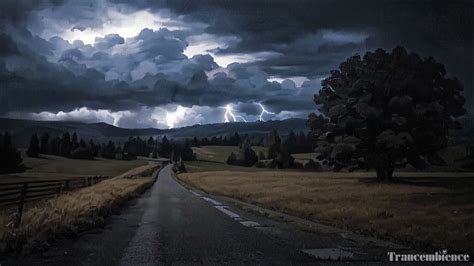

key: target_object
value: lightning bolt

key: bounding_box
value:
[224,104,247,122]
[258,103,275,121]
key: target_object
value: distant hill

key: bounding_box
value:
[0,118,308,147]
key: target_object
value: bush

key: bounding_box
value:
[304,159,322,171]
[226,152,237,165]
[70,147,94,160]
[272,151,294,169]
[255,161,267,168]
[292,162,304,169]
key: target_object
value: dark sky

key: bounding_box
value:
[0,0,472,128]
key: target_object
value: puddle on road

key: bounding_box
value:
[302,248,355,260]
[240,221,261,227]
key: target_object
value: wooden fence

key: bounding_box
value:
[0,176,108,227]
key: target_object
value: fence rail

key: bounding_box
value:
[0,175,108,227]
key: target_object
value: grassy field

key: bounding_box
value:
[178,170,474,255]
[0,151,148,183]
[291,153,319,164]
[185,160,271,173]
[192,145,267,163]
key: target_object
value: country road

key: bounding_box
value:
[119,165,315,265]
[9,164,407,265]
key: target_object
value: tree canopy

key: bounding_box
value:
[307,47,466,180]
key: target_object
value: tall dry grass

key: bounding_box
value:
[178,171,474,255]
[1,171,158,254]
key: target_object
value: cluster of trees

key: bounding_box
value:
[0,132,25,174]
[225,130,321,171]
[27,132,108,160]
[171,140,196,162]
[263,130,321,170]
[226,141,259,167]
[27,132,98,159]
[192,132,250,147]
[191,130,316,153]
[307,47,466,180]
[265,130,315,154]
[26,131,196,162]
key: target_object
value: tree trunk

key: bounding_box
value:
[376,167,387,180]
[376,167,394,181]
[386,166,394,181]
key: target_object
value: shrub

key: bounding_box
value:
[255,161,267,168]
[70,147,94,160]
[304,159,322,171]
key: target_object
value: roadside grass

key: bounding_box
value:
[178,170,474,255]
[192,145,267,163]
[0,150,147,183]
[0,163,160,255]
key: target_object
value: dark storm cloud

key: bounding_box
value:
[141,0,473,106]
[0,0,472,128]
[0,25,302,117]
[0,0,64,24]
[0,34,19,56]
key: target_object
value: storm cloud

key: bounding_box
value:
[0,0,472,128]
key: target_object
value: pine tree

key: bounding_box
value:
[0,132,25,173]
[40,132,50,154]
[27,133,40,157]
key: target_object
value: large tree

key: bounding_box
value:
[308,47,466,180]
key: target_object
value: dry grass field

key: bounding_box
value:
[0,151,148,183]
[291,153,319,164]
[0,165,160,254]
[192,145,267,163]
[178,170,474,254]
[185,160,271,173]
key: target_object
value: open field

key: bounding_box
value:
[185,160,271,173]
[0,163,160,254]
[291,153,319,164]
[192,145,267,163]
[0,150,148,183]
[178,170,474,254]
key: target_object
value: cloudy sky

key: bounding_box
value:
[0,0,472,129]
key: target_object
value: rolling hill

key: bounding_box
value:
[0,117,308,147]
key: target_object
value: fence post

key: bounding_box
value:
[65,180,70,190]
[15,183,28,228]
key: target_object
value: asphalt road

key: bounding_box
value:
[8,164,406,265]
[119,165,318,265]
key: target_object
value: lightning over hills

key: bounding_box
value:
[258,103,275,122]
[223,103,275,123]
[224,104,248,122]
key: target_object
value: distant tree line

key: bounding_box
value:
[191,130,315,153]
[27,132,196,162]
[191,132,246,147]
[0,132,25,174]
